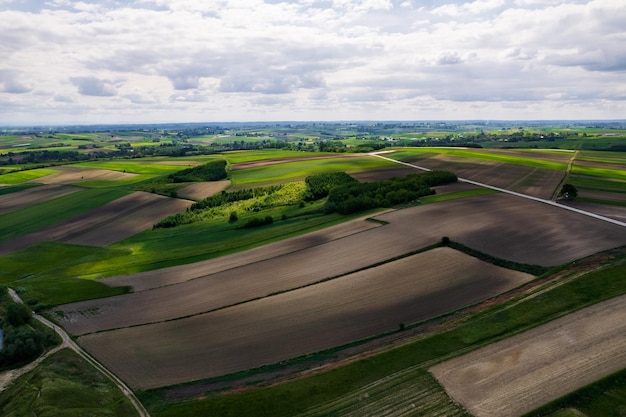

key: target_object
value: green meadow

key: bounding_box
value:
[0,168,60,185]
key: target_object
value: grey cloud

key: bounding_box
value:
[546,49,626,73]
[0,70,31,93]
[70,76,117,96]
[437,51,463,65]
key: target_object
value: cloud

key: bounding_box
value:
[0,0,624,123]
[0,70,31,93]
[70,77,117,96]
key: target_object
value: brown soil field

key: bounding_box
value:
[0,192,192,254]
[57,193,626,336]
[27,165,137,184]
[408,154,564,199]
[100,213,385,291]
[77,247,533,389]
[177,180,230,200]
[0,184,80,215]
[430,294,626,417]
[560,200,626,223]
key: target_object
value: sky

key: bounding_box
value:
[0,0,625,125]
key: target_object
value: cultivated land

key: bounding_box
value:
[0,184,79,215]
[431,294,626,417]
[0,192,192,254]
[27,165,137,184]
[177,180,231,200]
[56,192,626,336]
[77,247,533,389]
[3,124,626,416]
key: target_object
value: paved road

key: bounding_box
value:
[371,152,626,229]
[6,289,150,417]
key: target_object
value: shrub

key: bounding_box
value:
[6,303,31,327]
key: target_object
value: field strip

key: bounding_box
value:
[76,248,533,389]
[0,192,192,254]
[430,294,626,417]
[101,213,384,291]
[0,184,80,215]
[371,151,626,228]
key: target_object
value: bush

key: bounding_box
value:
[229,211,238,223]
[303,172,357,201]
[6,303,31,327]
[242,216,274,228]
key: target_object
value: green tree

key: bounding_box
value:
[559,183,578,200]
[6,303,31,327]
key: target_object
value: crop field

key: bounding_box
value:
[0,187,129,246]
[76,247,533,389]
[177,180,231,200]
[0,168,60,185]
[0,184,79,215]
[0,192,192,254]
[55,192,626,334]
[431,294,626,417]
[28,165,138,185]
[385,149,567,199]
[229,154,398,186]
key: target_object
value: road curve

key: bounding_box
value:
[7,289,150,417]
[370,151,626,229]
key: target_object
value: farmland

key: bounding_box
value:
[1,121,626,417]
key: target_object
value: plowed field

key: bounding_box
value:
[27,165,136,184]
[77,248,533,389]
[57,193,626,335]
[431,294,626,417]
[0,184,79,215]
[0,192,192,253]
[177,180,230,200]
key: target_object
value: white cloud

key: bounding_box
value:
[0,0,624,124]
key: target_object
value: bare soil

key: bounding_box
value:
[77,248,533,389]
[0,192,192,254]
[27,165,136,184]
[57,192,626,335]
[402,153,564,199]
[0,184,80,215]
[177,180,230,200]
[431,294,626,417]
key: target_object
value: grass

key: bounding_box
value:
[230,156,396,185]
[72,160,188,175]
[0,168,59,184]
[419,187,498,203]
[527,368,626,417]
[222,150,331,164]
[0,206,372,306]
[142,254,626,417]
[0,187,129,243]
[571,165,626,181]
[0,348,139,417]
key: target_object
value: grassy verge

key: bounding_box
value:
[0,348,139,417]
[141,252,626,417]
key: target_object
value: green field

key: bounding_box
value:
[0,187,129,244]
[0,348,139,417]
[0,168,59,185]
[230,156,397,185]
[387,147,569,171]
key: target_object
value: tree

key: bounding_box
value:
[559,183,578,200]
[6,303,32,327]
